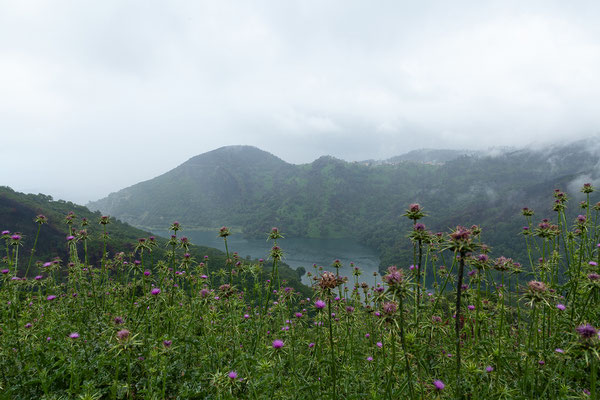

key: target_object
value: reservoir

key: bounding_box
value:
[152,230,381,286]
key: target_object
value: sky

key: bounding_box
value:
[2,0,600,204]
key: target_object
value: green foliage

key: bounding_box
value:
[88,140,600,277]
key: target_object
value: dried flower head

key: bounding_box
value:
[527,280,547,293]
[318,271,338,290]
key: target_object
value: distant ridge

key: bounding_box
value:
[88,138,600,269]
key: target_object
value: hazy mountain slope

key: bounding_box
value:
[88,138,600,269]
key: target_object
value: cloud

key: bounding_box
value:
[2,1,600,203]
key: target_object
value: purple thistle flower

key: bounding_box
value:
[69,332,79,339]
[163,340,172,348]
[467,305,475,311]
[433,380,445,391]
[228,371,238,379]
[366,356,373,361]
[1,269,9,274]
[308,342,315,348]
[34,275,43,280]
[315,300,326,309]
[556,303,566,311]
[485,366,494,372]
[114,316,124,324]
[376,341,383,348]
[117,329,130,341]
[143,270,151,276]
[555,348,564,353]
[46,295,56,301]
[382,302,397,315]
[151,288,161,295]
[24,323,32,329]
[589,261,598,266]
[576,324,598,339]
[272,339,284,349]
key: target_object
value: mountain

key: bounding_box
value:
[88,138,600,269]
[385,148,479,164]
[0,186,309,296]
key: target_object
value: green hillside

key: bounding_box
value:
[0,186,309,296]
[88,139,600,272]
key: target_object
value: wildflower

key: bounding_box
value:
[376,341,383,348]
[218,226,230,237]
[555,348,564,353]
[268,227,283,240]
[114,316,124,324]
[589,261,598,267]
[272,339,284,349]
[1,269,9,274]
[557,304,566,311]
[382,265,403,286]
[588,273,600,281]
[576,324,598,339]
[117,329,130,341]
[467,305,475,311]
[366,356,373,361]
[538,360,545,366]
[151,288,161,295]
[404,203,425,221]
[308,342,315,348]
[527,280,547,292]
[143,270,151,276]
[382,302,397,315]
[295,312,303,318]
[163,340,172,348]
[34,275,43,280]
[24,323,32,329]
[433,380,445,391]
[315,300,326,309]
[69,332,80,339]
[228,371,238,379]
[318,271,338,289]
[485,366,494,372]
[46,295,56,301]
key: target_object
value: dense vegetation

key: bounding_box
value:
[0,186,308,297]
[87,138,600,273]
[1,185,599,398]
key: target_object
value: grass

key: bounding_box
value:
[0,187,599,399]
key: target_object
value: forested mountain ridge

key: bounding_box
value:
[88,138,600,268]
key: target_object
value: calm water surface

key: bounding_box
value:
[153,230,381,286]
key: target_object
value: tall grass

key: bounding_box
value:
[1,186,599,399]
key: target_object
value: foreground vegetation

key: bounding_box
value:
[1,187,600,399]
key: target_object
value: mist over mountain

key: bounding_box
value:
[88,138,600,268]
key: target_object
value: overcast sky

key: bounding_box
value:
[2,0,600,204]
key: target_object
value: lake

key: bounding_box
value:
[152,230,381,286]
